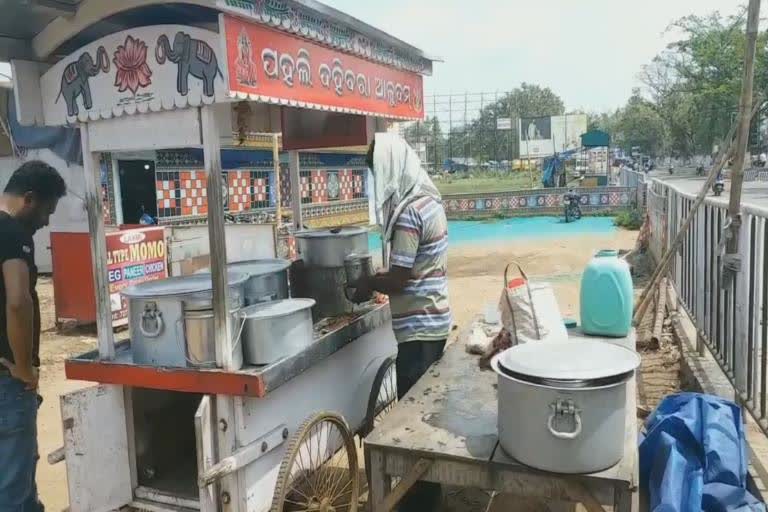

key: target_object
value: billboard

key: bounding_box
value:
[519,114,588,158]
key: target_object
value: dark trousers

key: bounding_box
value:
[0,376,43,512]
[395,339,446,512]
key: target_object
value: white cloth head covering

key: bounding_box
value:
[372,132,441,243]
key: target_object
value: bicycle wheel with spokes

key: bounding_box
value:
[271,412,359,512]
[360,357,397,437]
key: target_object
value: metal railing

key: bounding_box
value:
[648,178,768,432]
[618,167,648,208]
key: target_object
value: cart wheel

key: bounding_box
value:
[360,357,397,437]
[271,412,359,512]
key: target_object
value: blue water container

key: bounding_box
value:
[580,249,633,337]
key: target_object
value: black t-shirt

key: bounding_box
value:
[0,212,40,367]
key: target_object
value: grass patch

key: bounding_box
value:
[434,170,541,195]
[614,208,643,230]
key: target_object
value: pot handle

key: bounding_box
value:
[139,303,164,338]
[547,400,582,440]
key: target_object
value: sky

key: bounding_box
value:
[324,0,741,112]
[0,0,741,113]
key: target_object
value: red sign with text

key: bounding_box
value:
[222,15,424,120]
[106,227,167,324]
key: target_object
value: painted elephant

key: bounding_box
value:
[57,46,110,117]
[156,32,222,97]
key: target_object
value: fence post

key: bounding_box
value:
[735,213,752,402]
[696,206,707,357]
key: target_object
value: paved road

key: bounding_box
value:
[647,167,768,214]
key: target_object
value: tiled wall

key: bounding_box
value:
[154,166,367,220]
[442,187,634,218]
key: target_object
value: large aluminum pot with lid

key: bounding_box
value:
[491,340,640,473]
[240,298,315,365]
[294,226,368,267]
[122,272,248,368]
[198,259,291,305]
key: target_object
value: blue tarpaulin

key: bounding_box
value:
[639,393,765,512]
[542,148,579,187]
[5,91,81,164]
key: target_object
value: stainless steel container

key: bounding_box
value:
[183,298,242,368]
[122,273,248,368]
[198,259,291,305]
[491,340,639,473]
[240,298,315,365]
[295,227,368,267]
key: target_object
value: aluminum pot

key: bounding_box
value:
[491,340,639,473]
[198,259,291,305]
[295,227,368,268]
[122,272,248,368]
[240,298,315,365]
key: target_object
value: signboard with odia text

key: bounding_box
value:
[221,15,424,120]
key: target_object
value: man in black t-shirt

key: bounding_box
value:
[0,161,66,512]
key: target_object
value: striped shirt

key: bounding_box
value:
[389,196,451,343]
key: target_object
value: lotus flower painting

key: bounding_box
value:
[113,35,152,94]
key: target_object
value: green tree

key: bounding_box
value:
[401,116,444,169]
[640,9,768,156]
[450,83,565,163]
[613,90,668,156]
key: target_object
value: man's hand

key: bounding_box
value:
[0,358,39,390]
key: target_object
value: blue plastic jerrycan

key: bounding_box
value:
[580,249,633,337]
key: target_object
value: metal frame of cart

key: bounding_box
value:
[5,2,437,511]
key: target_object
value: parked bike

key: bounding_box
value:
[563,189,582,223]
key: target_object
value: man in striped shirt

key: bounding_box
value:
[361,134,451,511]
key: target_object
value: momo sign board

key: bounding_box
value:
[106,227,167,324]
[40,25,227,126]
[221,15,424,120]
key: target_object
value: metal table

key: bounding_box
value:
[364,332,638,512]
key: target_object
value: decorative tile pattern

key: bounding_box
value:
[228,170,251,212]
[250,170,271,209]
[155,170,182,218]
[441,187,635,217]
[311,170,328,203]
[179,170,208,217]
[280,165,291,207]
[299,171,312,204]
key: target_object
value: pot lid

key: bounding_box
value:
[197,259,291,276]
[294,226,368,239]
[121,272,249,299]
[240,298,316,319]
[497,340,640,381]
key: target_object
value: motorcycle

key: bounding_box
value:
[563,189,582,223]
[712,173,725,196]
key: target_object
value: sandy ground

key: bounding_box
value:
[34,229,638,510]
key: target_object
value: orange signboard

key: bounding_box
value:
[222,15,424,120]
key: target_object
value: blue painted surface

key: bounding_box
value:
[368,216,617,252]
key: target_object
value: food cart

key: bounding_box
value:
[6,2,436,511]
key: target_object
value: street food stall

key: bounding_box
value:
[6,1,435,511]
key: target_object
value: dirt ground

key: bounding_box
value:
[34,228,639,510]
